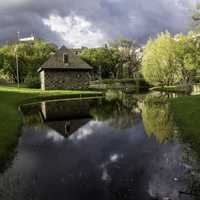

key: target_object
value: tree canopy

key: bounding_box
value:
[174,33,200,84]
[80,47,122,79]
[80,38,141,79]
[109,38,141,77]
[142,32,200,86]
[142,32,179,86]
[0,39,57,83]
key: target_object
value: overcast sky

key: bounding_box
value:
[0,0,197,47]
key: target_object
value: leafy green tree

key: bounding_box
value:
[109,37,141,78]
[174,33,200,84]
[80,47,122,78]
[79,37,141,80]
[142,32,179,86]
[0,39,57,83]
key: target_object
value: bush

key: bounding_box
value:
[24,75,40,88]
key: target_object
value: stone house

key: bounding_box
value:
[38,46,93,90]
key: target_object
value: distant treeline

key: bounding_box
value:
[0,38,142,88]
[0,39,57,87]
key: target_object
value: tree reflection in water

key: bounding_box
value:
[90,98,137,130]
[141,95,175,143]
[21,104,44,127]
[141,94,200,198]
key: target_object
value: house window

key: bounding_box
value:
[63,54,69,64]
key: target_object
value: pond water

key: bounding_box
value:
[0,93,199,200]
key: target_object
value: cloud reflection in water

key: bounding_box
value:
[46,129,65,143]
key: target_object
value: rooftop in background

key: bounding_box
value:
[19,36,35,42]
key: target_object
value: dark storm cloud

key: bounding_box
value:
[0,0,196,46]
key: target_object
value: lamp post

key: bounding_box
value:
[14,45,20,88]
[16,50,20,88]
[15,31,20,88]
[14,32,35,87]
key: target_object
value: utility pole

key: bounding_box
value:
[14,46,20,88]
[16,52,20,88]
[15,31,20,88]
[14,32,35,88]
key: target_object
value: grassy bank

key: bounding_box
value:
[170,95,200,157]
[0,86,102,169]
[151,85,191,93]
[151,86,177,92]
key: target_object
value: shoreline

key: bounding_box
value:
[0,86,103,171]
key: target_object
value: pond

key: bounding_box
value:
[0,93,199,200]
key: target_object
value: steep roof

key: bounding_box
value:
[38,46,92,72]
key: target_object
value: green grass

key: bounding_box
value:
[150,86,191,94]
[151,86,178,93]
[151,86,175,91]
[170,95,200,158]
[0,86,102,169]
[151,86,188,93]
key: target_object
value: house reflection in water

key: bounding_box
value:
[23,99,99,137]
[40,99,98,136]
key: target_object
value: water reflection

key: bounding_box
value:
[0,96,199,200]
[141,95,175,143]
[90,98,137,129]
[22,99,97,137]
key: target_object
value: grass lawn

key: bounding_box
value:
[0,86,102,169]
[170,95,200,157]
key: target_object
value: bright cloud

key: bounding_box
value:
[43,14,107,48]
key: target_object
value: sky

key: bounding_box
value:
[0,0,198,48]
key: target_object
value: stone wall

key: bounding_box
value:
[41,69,91,90]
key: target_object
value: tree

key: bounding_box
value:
[0,39,57,83]
[174,33,200,84]
[80,47,122,79]
[109,37,141,78]
[142,32,179,86]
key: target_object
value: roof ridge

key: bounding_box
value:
[38,45,93,72]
